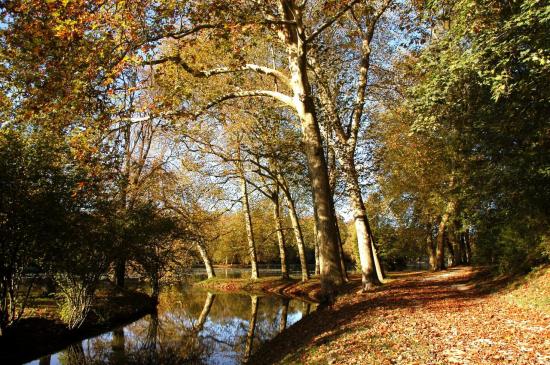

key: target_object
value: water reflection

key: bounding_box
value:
[27,286,315,365]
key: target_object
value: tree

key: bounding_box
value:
[309,0,396,289]
[144,1,374,299]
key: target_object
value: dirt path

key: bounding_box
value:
[249,267,549,365]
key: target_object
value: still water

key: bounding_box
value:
[25,271,315,365]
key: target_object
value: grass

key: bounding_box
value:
[504,265,550,314]
[195,275,323,302]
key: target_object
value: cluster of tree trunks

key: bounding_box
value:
[427,205,473,271]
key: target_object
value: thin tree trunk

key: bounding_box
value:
[196,241,215,279]
[451,234,463,266]
[435,216,447,271]
[116,124,132,289]
[446,232,456,267]
[325,127,348,282]
[453,220,464,265]
[334,216,349,282]
[465,228,472,264]
[244,295,259,363]
[426,224,437,271]
[272,193,289,279]
[282,188,309,281]
[459,233,468,264]
[240,172,258,280]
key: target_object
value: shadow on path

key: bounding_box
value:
[248,266,511,364]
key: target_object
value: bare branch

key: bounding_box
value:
[306,0,362,43]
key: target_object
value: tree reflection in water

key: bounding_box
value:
[243,295,258,363]
[28,286,315,365]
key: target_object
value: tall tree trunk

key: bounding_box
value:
[451,234,463,266]
[426,224,437,271]
[335,216,349,282]
[278,1,343,301]
[115,124,132,289]
[282,187,309,281]
[325,126,348,282]
[453,220,464,265]
[435,201,455,270]
[196,241,215,279]
[445,232,456,267]
[435,217,447,271]
[447,218,463,266]
[464,228,472,264]
[272,193,289,279]
[244,295,259,363]
[343,162,381,290]
[297,94,341,296]
[459,233,468,264]
[39,355,51,365]
[240,172,258,280]
[195,292,215,332]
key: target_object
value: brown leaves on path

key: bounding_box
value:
[249,267,550,365]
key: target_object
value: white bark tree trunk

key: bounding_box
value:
[342,160,382,289]
[279,4,343,298]
[240,172,258,279]
[272,193,289,279]
[285,196,309,281]
[196,241,215,279]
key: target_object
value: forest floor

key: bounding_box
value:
[247,265,550,365]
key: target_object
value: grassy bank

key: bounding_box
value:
[248,266,549,365]
[0,287,155,364]
[195,276,326,303]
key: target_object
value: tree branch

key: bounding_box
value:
[306,0,362,43]
[200,90,295,115]
[148,55,291,88]
[348,0,393,146]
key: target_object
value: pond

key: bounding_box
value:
[25,271,315,365]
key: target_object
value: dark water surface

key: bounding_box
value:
[25,271,315,365]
